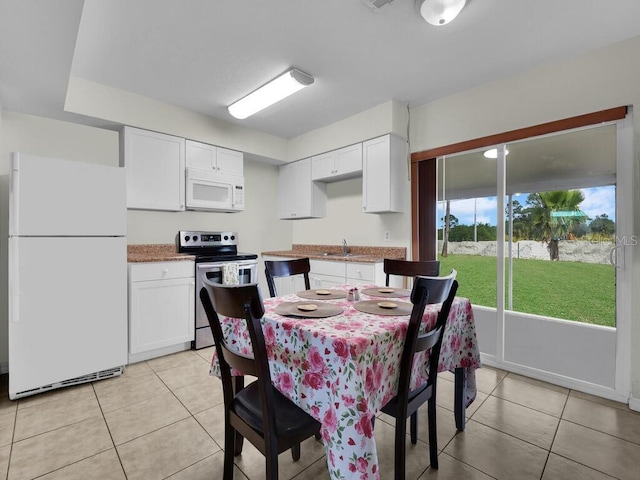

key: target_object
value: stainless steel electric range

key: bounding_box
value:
[176,230,258,349]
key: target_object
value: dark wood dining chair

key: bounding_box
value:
[380,270,458,478]
[200,282,321,480]
[383,258,441,287]
[264,257,311,297]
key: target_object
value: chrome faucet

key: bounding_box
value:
[342,238,349,256]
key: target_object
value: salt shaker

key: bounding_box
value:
[348,287,359,301]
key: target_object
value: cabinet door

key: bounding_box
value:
[362,135,391,213]
[292,158,313,217]
[335,143,363,177]
[310,273,344,289]
[185,140,215,170]
[129,277,195,355]
[277,163,296,219]
[216,147,244,176]
[278,159,326,219]
[122,127,185,211]
[346,262,376,283]
[311,151,335,181]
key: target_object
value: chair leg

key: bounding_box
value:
[428,396,438,469]
[223,422,236,479]
[410,411,418,444]
[265,442,278,480]
[394,416,407,480]
[291,442,301,461]
[233,431,244,456]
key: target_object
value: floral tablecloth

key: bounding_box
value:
[210,285,481,480]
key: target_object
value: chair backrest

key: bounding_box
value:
[383,259,440,287]
[264,257,311,297]
[199,281,278,433]
[397,270,458,400]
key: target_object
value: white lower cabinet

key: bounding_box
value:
[310,259,386,287]
[128,261,195,363]
[309,260,346,288]
[263,257,388,295]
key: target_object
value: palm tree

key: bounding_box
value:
[528,190,586,260]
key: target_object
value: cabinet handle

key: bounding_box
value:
[162,268,169,274]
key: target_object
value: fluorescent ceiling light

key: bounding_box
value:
[416,0,467,26]
[483,148,509,159]
[227,68,314,120]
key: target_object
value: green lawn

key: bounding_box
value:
[438,254,616,327]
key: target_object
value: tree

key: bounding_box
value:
[527,190,586,260]
[507,199,533,240]
[589,214,615,236]
[441,200,451,257]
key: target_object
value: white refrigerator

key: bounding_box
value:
[7,153,128,399]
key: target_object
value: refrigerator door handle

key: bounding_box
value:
[9,155,19,236]
[9,238,20,323]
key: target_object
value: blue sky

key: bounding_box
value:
[438,186,616,227]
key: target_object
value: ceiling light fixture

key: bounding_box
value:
[227,68,314,120]
[483,148,509,159]
[416,0,467,26]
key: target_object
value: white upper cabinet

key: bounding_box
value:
[120,126,185,211]
[185,140,243,176]
[362,134,406,213]
[278,158,327,219]
[311,143,363,182]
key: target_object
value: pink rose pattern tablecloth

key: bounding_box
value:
[210,286,481,480]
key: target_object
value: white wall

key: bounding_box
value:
[290,176,412,251]
[408,34,640,406]
[64,76,290,163]
[288,100,409,161]
[0,111,291,367]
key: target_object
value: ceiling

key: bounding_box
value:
[440,124,617,200]
[1,0,640,140]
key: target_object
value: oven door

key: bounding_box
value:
[194,260,258,349]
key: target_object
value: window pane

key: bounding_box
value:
[505,125,616,326]
[437,153,497,308]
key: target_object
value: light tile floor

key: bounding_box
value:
[1,349,639,480]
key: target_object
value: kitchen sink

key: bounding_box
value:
[317,252,368,258]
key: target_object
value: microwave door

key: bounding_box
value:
[187,178,232,210]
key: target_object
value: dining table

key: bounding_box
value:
[209,284,481,480]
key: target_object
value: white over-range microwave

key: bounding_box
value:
[185,168,244,212]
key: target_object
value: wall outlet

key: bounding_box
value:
[384,231,390,242]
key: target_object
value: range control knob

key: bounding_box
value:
[184,235,191,242]
[230,235,235,240]
[224,235,229,240]
[193,235,198,242]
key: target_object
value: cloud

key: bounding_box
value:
[580,186,616,221]
[438,197,497,226]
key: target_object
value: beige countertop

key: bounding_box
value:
[127,244,195,263]
[261,244,406,263]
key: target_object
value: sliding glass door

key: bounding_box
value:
[435,118,633,400]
